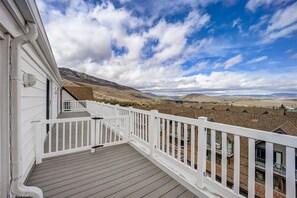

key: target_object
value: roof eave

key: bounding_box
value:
[12,0,63,86]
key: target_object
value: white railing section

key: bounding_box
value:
[34,100,297,198]
[63,100,87,112]
[130,108,151,145]
[34,115,129,163]
[92,115,129,147]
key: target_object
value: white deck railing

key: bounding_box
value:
[34,115,129,162]
[34,100,297,198]
[62,100,87,112]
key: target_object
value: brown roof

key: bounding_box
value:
[173,108,297,137]
[64,86,94,100]
[273,121,297,136]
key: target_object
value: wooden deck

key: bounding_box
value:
[26,144,197,198]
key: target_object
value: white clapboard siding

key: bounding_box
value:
[20,47,58,181]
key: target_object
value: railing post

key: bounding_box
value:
[115,104,120,116]
[149,110,158,158]
[85,100,88,110]
[90,117,96,153]
[197,116,208,188]
[115,104,120,135]
[34,121,42,164]
[128,107,133,141]
[74,101,77,111]
[107,103,111,116]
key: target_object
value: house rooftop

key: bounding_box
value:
[63,86,95,101]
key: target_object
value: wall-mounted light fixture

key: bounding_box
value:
[54,87,58,95]
[23,73,37,87]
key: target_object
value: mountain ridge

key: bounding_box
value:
[59,67,152,101]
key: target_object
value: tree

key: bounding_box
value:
[280,104,286,109]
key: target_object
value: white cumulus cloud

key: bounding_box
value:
[35,0,297,95]
[261,2,297,44]
[246,0,290,12]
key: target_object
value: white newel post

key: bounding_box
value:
[128,107,133,141]
[149,110,158,158]
[90,118,96,153]
[34,121,42,164]
[107,103,111,116]
[115,104,120,116]
[197,116,208,188]
[115,104,120,137]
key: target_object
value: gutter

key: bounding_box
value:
[10,21,43,198]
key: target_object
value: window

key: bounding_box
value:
[273,151,282,165]
[207,132,211,146]
[206,150,211,160]
[256,147,265,161]
[256,170,265,183]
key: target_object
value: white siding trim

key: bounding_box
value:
[0,33,10,198]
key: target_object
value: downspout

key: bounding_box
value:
[10,22,43,198]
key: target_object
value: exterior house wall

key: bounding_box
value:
[62,89,77,101]
[20,47,61,181]
[0,32,10,198]
[257,141,288,166]
[0,1,62,194]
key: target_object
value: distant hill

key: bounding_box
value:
[218,93,297,99]
[179,93,221,103]
[59,67,152,101]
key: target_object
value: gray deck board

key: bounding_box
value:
[124,175,173,198]
[177,190,196,198]
[142,179,180,198]
[26,143,197,198]
[47,160,151,197]
[160,185,188,198]
[29,148,138,181]
[42,157,148,193]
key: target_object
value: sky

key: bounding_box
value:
[36,0,297,96]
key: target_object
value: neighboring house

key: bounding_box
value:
[0,1,62,197]
[255,121,297,194]
[61,86,94,111]
[62,86,94,101]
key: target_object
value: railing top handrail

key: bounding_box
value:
[38,117,92,124]
[84,100,297,148]
[128,107,152,115]
[156,112,199,125]
[93,115,130,120]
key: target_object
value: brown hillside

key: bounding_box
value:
[59,68,152,101]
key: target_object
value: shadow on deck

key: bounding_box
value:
[26,144,197,198]
[58,111,91,118]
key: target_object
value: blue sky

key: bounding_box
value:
[37,0,297,96]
